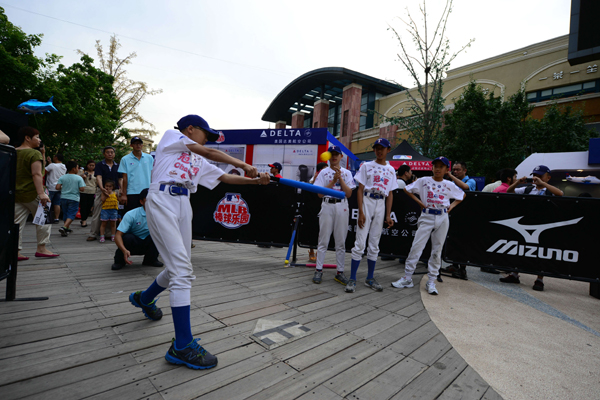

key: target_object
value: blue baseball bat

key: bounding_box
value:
[270,177,345,199]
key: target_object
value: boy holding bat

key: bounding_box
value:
[346,138,398,293]
[312,145,355,285]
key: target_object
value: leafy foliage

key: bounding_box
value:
[384,0,473,158]
[440,81,594,180]
[79,35,162,138]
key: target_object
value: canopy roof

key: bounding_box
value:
[262,67,404,125]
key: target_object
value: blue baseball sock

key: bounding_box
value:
[140,280,165,305]
[172,305,193,350]
[350,259,360,281]
[367,259,376,280]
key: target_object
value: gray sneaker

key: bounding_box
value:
[312,269,323,284]
[365,278,383,292]
[334,272,349,285]
[345,279,356,293]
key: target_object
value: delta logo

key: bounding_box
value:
[214,193,251,229]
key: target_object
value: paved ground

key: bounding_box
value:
[1,220,597,399]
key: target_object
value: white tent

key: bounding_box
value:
[515,151,598,177]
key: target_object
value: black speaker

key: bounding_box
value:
[0,144,17,281]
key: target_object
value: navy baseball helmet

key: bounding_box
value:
[531,165,551,176]
[373,138,391,148]
[432,156,450,167]
[176,115,220,142]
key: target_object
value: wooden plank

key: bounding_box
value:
[350,356,427,400]
[386,320,440,356]
[407,332,453,366]
[390,349,468,400]
[366,311,430,349]
[350,313,407,339]
[295,385,344,400]
[482,386,504,400]
[325,347,404,397]
[285,333,364,371]
[438,366,490,400]
[196,362,296,400]
[271,326,347,361]
[220,304,290,326]
[396,299,425,317]
[82,379,159,400]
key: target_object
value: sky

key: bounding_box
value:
[1,0,573,143]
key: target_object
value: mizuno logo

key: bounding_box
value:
[489,216,583,244]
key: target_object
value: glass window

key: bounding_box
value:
[527,92,537,100]
[583,81,596,89]
[553,84,582,95]
[541,89,552,97]
[359,115,366,131]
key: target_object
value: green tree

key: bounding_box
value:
[0,6,59,109]
[79,34,162,138]
[440,81,531,179]
[34,55,123,162]
[384,0,474,158]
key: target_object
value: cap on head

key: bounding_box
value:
[373,138,391,148]
[269,162,283,171]
[139,188,149,200]
[531,165,551,176]
[327,145,342,154]
[176,114,220,142]
[130,136,143,144]
[432,156,450,168]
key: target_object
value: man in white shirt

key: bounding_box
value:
[45,153,66,223]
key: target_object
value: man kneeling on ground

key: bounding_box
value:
[112,188,163,270]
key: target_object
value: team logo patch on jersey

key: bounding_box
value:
[214,193,251,229]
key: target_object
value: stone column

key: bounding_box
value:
[275,120,287,129]
[312,99,329,129]
[340,83,362,148]
[291,112,305,129]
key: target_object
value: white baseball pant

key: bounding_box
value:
[316,199,349,272]
[145,188,195,307]
[403,212,449,282]
[351,196,385,262]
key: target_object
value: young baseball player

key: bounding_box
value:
[346,138,397,293]
[312,146,355,285]
[391,156,465,295]
[128,115,269,370]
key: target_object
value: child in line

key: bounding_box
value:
[100,179,119,242]
[391,156,465,295]
[56,160,85,237]
[346,138,398,293]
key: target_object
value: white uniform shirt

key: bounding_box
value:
[406,177,465,211]
[514,186,547,195]
[354,161,398,197]
[151,129,224,193]
[45,163,66,191]
[314,167,356,197]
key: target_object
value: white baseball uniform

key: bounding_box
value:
[351,161,398,261]
[314,166,356,271]
[403,177,464,282]
[146,129,224,307]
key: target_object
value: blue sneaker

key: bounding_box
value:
[165,338,218,369]
[129,291,163,321]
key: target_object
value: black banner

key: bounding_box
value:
[297,189,431,259]
[191,182,298,246]
[0,144,17,281]
[444,192,600,282]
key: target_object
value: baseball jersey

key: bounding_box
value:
[354,161,398,196]
[406,177,465,211]
[151,129,225,193]
[314,167,356,197]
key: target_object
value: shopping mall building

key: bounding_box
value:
[262,34,600,157]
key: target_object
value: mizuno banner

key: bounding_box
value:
[444,192,600,281]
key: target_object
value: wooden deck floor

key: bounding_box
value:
[0,223,502,400]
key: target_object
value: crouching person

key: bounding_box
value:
[112,188,163,270]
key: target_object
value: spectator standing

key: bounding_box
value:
[269,162,283,178]
[118,136,154,213]
[396,164,413,190]
[502,165,563,291]
[14,127,58,260]
[56,161,85,237]
[45,152,66,223]
[79,160,97,227]
[87,146,122,241]
[492,168,518,193]
[482,169,503,192]
[451,161,476,191]
[112,188,163,270]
